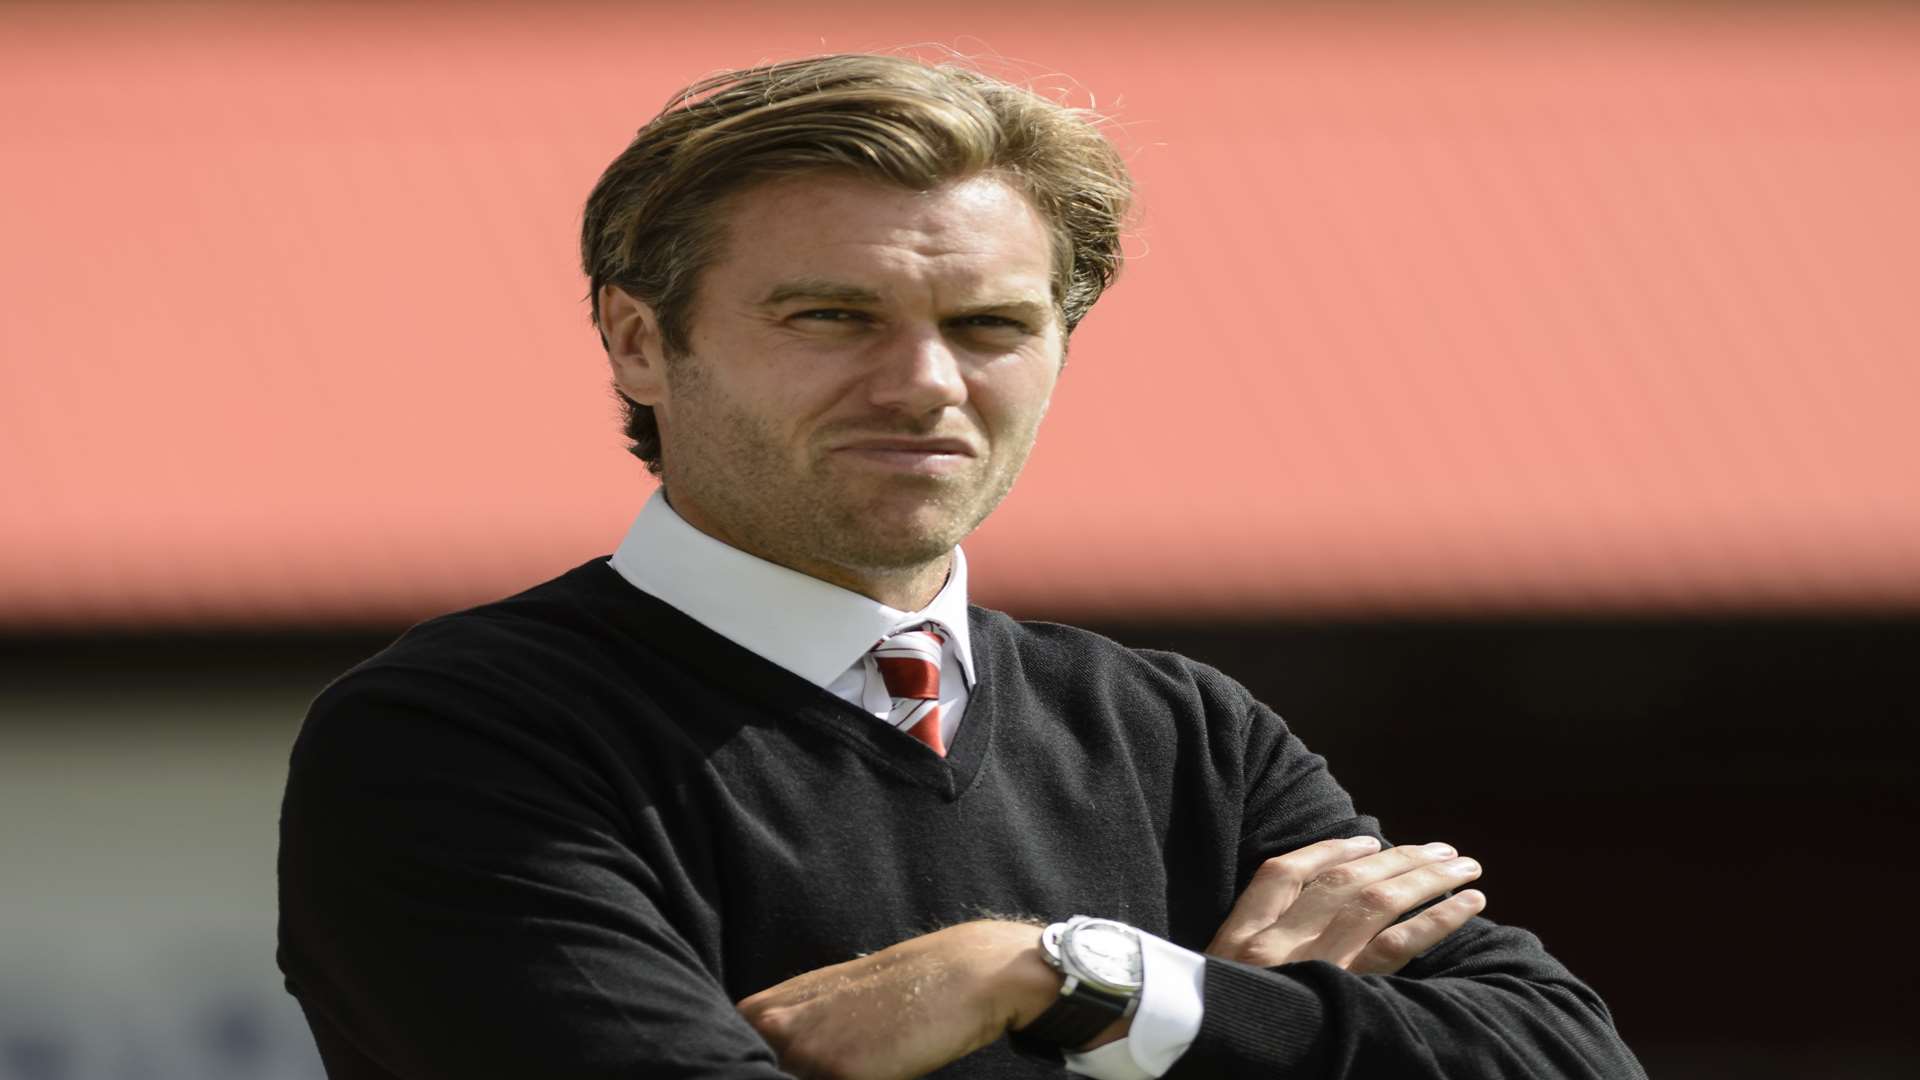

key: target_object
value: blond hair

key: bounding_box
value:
[580,53,1133,472]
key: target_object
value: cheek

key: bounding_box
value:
[981,364,1059,433]
[688,363,815,430]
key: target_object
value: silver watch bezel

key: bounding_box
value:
[1041,915,1144,1001]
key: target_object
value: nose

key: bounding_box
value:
[867,327,968,418]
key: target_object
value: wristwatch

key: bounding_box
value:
[1014,915,1146,1052]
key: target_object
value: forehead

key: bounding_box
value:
[704,171,1058,302]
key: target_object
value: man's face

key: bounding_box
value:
[623,171,1066,600]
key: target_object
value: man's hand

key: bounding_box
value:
[1207,837,1487,975]
[737,920,1059,1080]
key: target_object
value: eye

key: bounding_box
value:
[951,314,1031,334]
[792,308,871,323]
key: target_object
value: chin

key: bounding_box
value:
[820,491,989,565]
[835,522,964,571]
[864,537,961,570]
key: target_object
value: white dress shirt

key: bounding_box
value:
[608,489,1205,1079]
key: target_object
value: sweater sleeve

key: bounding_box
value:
[277,670,791,1080]
[1163,694,1646,1079]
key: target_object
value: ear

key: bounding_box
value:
[599,284,670,407]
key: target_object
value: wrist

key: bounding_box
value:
[967,919,1064,1030]
[1016,916,1146,1054]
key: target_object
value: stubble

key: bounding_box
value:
[659,352,1036,586]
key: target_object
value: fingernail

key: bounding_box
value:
[1449,858,1480,875]
[1351,836,1381,848]
[1424,843,1456,858]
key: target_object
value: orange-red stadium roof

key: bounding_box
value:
[4,3,1918,625]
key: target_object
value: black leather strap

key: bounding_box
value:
[1007,987,1129,1061]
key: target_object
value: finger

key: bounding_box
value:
[1292,842,1464,910]
[1339,855,1483,928]
[1305,853,1482,953]
[1262,850,1481,964]
[1350,889,1487,975]
[1208,836,1381,953]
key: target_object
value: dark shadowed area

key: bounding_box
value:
[4,614,1913,1076]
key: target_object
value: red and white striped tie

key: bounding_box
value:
[870,625,947,756]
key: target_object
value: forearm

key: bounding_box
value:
[1169,921,1644,1080]
[737,919,1067,1079]
[1218,693,1641,1076]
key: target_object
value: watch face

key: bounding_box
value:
[1063,921,1143,991]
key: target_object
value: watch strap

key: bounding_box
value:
[1008,998,1119,1062]
[1008,977,1131,1061]
[1029,987,1127,1038]
[1010,916,1144,1061]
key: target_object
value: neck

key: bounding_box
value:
[662,491,953,611]
[801,556,952,612]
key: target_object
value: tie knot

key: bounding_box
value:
[871,625,945,701]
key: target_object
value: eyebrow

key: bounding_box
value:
[756,278,1056,320]
[756,279,884,307]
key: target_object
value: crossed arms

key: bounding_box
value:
[737,837,1491,1078]
[278,665,1643,1079]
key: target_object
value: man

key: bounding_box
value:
[278,54,1643,1079]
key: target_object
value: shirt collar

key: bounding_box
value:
[607,488,976,691]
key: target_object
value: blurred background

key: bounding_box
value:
[4,1,1917,1076]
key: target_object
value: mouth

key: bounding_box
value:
[830,437,979,474]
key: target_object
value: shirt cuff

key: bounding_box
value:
[1063,930,1207,1080]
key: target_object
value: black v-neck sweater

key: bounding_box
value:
[278,559,1642,1078]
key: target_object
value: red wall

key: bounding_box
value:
[6,3,1919,625]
